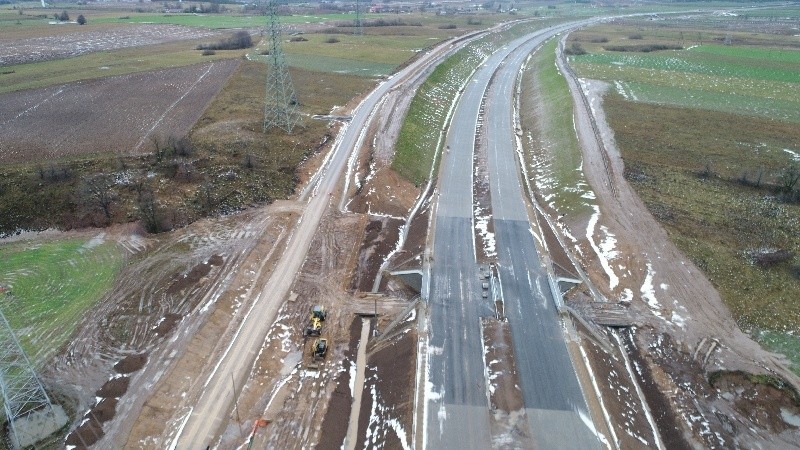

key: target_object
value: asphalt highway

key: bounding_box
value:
[426,19,604,449]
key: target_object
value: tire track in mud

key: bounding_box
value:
[49,209,287,446]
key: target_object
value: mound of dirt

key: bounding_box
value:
[153,313,183,337]
[95,376,130,399]
[114,354,148,374]
[316,318,361,450]
[65,417,104,448]
[91,398,119,423]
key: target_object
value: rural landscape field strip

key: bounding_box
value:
[0,23,219,66]
[571,42,800,122]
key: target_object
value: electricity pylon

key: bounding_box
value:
[354,0,364,36]
[263,0,300,134]
[0,310,66,448]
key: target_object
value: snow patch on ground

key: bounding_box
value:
[586,205,619,290]
[80,233,106,252]
[784,148,800,161]
[474,205,497,258]
[641,263,661,318]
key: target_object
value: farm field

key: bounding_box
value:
[0,22,221,66]
[0,235,123,364]
[96,12,379,29]
[0,59,240,164]
[569,34,800,122]
[569,18,800,373]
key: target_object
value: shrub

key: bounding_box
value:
[628,33,644,40]
[604,44,683,53]
[564,42,586,56]
[745,248,795,268]
[438,23,457,29]
[197,31,253,51]
[324,37,340,44]
[289,36,308,42]
[589,37,608,43]
[77,14,86,25]
[202,49,216,56]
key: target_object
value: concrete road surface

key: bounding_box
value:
[425,19,604,449]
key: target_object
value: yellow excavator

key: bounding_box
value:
[311,338,328,359]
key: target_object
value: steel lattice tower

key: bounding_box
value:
[0,310,64,448]
[354,0,364,35]
[263,0,300,134]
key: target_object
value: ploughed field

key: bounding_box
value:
[0,59,239,164]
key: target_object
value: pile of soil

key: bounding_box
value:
[113,354,148,374]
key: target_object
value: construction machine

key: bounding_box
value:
[312,338,328,359]
[311,305,327,321]
[305,317,322,336]
[305,338,328,369]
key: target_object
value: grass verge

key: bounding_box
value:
[519,37,593,219]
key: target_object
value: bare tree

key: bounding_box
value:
[152,135,167,163]
[780,164,799,194]
[80,174,117,223]
[137,188,161,233]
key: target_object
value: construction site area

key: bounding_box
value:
[1,1,800,449]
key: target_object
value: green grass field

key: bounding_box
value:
[571,45,800,122]
[0,237,123,365]
[519,38,593,219]
[569,26,800,122]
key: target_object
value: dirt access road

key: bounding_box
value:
[171,31,490,448]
